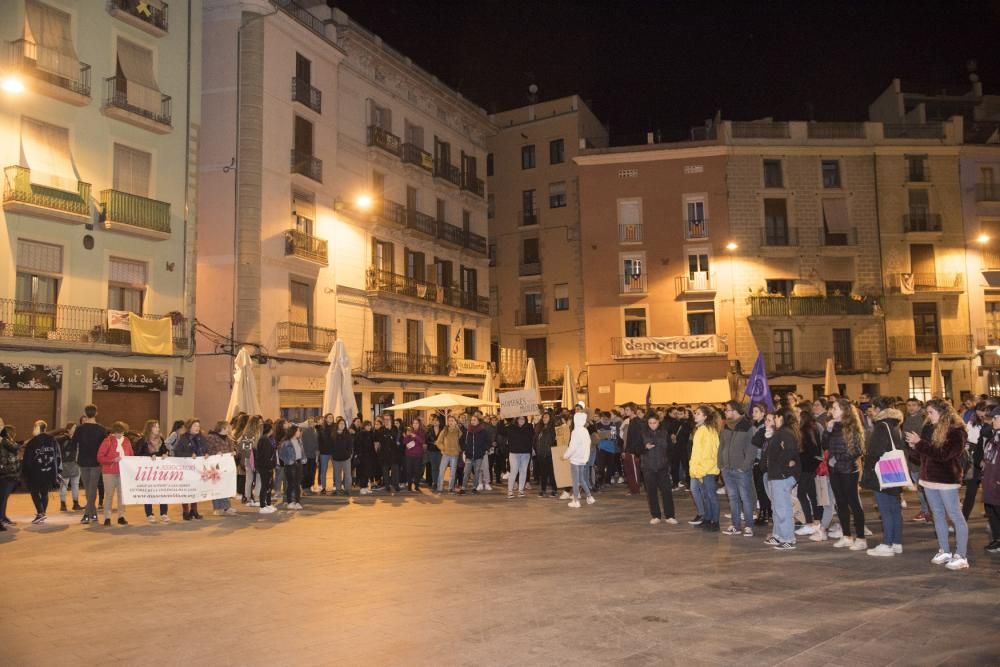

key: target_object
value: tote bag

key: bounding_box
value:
[874,423,913,490]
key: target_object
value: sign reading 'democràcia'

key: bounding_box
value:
[93,367,169,392]
[119,454,237,504]
[619,335,720,357]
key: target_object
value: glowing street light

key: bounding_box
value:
[725,241,738,251]
[977,233,990,245]
[1,75,25,94]
[355,193,373,211]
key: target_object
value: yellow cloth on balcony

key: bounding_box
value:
[129,313,173,355]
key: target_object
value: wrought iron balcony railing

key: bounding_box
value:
[367,125,401,156]
[514,310,546,326]
[975,183,1000,202]
[108,0,169,33]
[434,160,462,187]
[406,209,437,237]
[100,189,171,236]
[902,213,942,232]
[887,335,972,357]
[366,269,489,314]
[760,226,799,247]
[461,173,485,197]
[276,321,336,352]
[748,295,877,317]
[402,143,433,172]
[519,261,542,277]
[620,274,647,294]
[103,75,171,126]
[888,272,963,293]
[284,228,328,264]
[675,273,717,295]
[619,223,643,243]
[291,76,321,113]
[8,39,91,98]
[365,350,449,376]
[3,166,90,218]
[686,218,709,239]
[290,149,322,182]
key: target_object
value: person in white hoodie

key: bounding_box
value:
[563,412,595,508]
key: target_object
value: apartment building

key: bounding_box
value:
[0,0,200,436]
[487,95,606,399]
[575,141,733,411]
[196,1,492,420]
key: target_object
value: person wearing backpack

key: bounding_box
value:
[0,425,22,529]
[862,397,905,557]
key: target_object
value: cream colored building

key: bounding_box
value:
[196,1,492,420]
[487,95,606,400]
[0,0,200,437]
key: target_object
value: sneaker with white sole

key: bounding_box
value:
[507,493,515,499]
[794,524,816,536]
[864,526,873,537]
[146,515,157,523]
[485,484,493,491]
[160,514,170,523]
[867,544,894,557]
[665,518,679,525]
[774,542,796,551]
[568,500,581,508]
[585,496,596,505]
[212,510,224,516]
[722,526,740,536]
[891,544,902,554]
[945,556,969,570]
[833,536,854,548]
[476,483,484,492]
[828,526,844,539]
[743,526,754,537]
[649,517,662,525]
[900,499,908,509]
[763,536,780,546]
[559,491,571,500]
[259,506,276,514]
[247,500,259,507]
[931,551,953,565]
[809,528,827,542]
[850,538,868,551]
[224,507,238,515]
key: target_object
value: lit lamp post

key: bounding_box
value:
[1,74,24,94]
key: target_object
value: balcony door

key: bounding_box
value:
[294,115,313,157]
[833,328,853,370]
[373,313,389,353]
[406,319,421,370]
[372,239,394,274]
[295,53,311,85]
[404,249,425,282]
[987,302,1000,344]
[912,302,939,354]
[525,337,547,379]
[764,199,789,245]
[437,324,450,362]
[524,292,543,325]
[289,279,314,348]
[909,244,936,287]
[434,137,451,166]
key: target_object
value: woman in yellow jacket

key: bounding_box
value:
[689,405,722,531]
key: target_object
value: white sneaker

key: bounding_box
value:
[891,544,903,554]
[864,526,873,537]
[945,556,969,570]
[160,514,170,523]
[828,526,844,539]
[665,518,679,525]
[224,507,238,515]
[931,551,953,565]
[833,537,854,548]
[716,487,727,495]
[247,500,259,507]
[212,510,224,516]
[476,483,484,492]
[259,505,276,514]
[360,487,371,495]
[743,526,754,537]
[867,544,895,557]
[559,490,571,500]
[649,517,662,525]
[900,499,908,509]
[485,484,493,491]
[795,525,816,536]
[585,496,596,505]
[293,502,303,510]
[524,482,531,490]
[568,500,581,508]
[501,472,509,480]
[849,538,867,551]
[809,528,827,542]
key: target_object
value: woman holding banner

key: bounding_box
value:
[135,420,169,523]
[174,419,206,520]
[96,421,133,526]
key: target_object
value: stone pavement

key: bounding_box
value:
[2,485,999,667]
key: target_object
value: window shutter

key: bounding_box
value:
[24,0,79,80]
[113,144,151,197]
[17,239,63,274]
[116,37,161,115]
[108,257,147,287]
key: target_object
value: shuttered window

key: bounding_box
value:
[113,144,151,197]
[116,37,161,115]
[17,239,63,274]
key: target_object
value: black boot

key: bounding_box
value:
[60,501,68,512]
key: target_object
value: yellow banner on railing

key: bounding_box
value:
[129,313,173,356]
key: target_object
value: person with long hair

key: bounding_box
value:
[534,411,558,497]
[689,405,721,531]
[95,421,133,526]
[824,398,867,550]
[134,420,169,522]
[278,424,304,509]
[904,398,970,570]
[174,419,206,520]
[205,421,238,516]
[793,402,823,537]
[436,414,463,494]
[239,415,263,505]
[962,402,988,520]
[254,420,276,514]
[749,403,771,526]
[332,417,355,496]
[0,426,22,528]
[862,397,905,557]
[763,408,801,550]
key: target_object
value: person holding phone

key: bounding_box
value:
[904,399,970,570]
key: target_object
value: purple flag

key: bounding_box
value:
[744,352,774,411]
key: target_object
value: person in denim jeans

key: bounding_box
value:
[719,402,756,536]
[504,415,534,497]
[317,414,335,493]
[460,415,491,494]
[689,406,721,530]
[862,397,905,556]
[436,415,462,493]
[905,399,970,570]
[762,408,802,549]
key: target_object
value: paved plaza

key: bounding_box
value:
[2,486,999,666]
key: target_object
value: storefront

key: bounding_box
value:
[92,366,167,433]
[0,363,62,440]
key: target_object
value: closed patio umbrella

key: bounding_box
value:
[560,365,575,409]
[823,358,840,396]
[524,358,539,393]
[225,346,262,420]
[929,352,942,399]
[480,371,497,416]
[323,340,358,421]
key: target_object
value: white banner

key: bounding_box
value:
[619,335,721,357]
[119,454,237,504]
[498,388,541,418]
[453,358,489,376]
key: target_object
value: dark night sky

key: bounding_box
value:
[329,0,999,144]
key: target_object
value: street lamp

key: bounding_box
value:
[725,241,738,251]
[355,193,374,211]
[977,233,990,245]
[1,75,24,94]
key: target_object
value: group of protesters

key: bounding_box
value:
[2,392,998,571]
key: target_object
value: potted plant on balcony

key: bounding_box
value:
[166,311,186,326]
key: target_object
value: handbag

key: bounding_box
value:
[874,423,913,490]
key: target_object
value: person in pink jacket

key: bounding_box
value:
[96,421,134,526]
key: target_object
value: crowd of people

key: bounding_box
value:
[1,392,997,571]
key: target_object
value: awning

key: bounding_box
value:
[822,198,851,233]
[21,117,78,190]
[613,379,731,407]
[117,38,161,115]
[762,257,799,279]
[818,256,855,282]
[24,0,79,81]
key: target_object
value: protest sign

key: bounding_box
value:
[120,454,237,504]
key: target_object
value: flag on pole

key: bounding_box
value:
[744,352,774,411]
[645,384,652,408]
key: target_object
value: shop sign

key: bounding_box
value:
[93,367,169,392]
[619,335,721,358]
[0,363,62,390]
[453,358,489,376]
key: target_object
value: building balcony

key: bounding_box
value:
[975,183,1000,203]
[748,295,877,318]
[466,230,487,255]
[887,335,973,358]
[290,149,322,182]
[365,350,450,376]
[515,310,546,327]
[434,160,462,187]
[100,189,171,240]
[519,261,542,277]
[902,213,942,233]
[375,198,406,226]
[291,76,321,113]
[887,272,963,294]
[976,327,1000,348]
[619,222,643,243]
[806,122,866,139]
[675,273,717,297]
[437,220,466,247]
[0,299,188,351]
[108,0,169,37]
[284,228,328,265]
[765,350,881,375]
[401,143,433,172]
[461,172,485,198]
[519,209,539,227]
[367,125,401,157]
[366,268,488,315]
[276,321,336,353]
[819,227,859,253]
[760,226,799,250]
[620,274,647,295]
[7,39,90,105]
[883,123,945,140]
[685,218,709,239]
[731,121,790,139]
[3,166,91,224]
[102,76,172,133]
[406,209,437,237]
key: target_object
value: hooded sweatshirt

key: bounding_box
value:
[23,432,61,487]
[563,413,591,465]
[718,416,755,472]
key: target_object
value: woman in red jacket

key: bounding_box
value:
[903,399,969,570]
[96,421,134,526]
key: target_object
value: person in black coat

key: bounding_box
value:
[255,422,277,513]
[630,413,674,523]
[22,420,61,524]
[504,416,534,497]
[374,416,400,494]
[862,397,905,555]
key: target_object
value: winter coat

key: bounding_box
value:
[690,425,720,479]
[861,409,904,495]
[982,430,1000,506]
[403,431,425,458]
[799,421,823,474]
[23,433,61,487]
[0,437,22,480]
[718,417,755,472]
[255,436,276,472]
[823,422,862,474]
[173,432,206,458]
[134,437,167,458]
[203,431,234,456]
[462,425,491,460]
[636,423,670,472]
[912,425,965,486]
[332,430,354,461]
[96,435,134,475]
[318,425,336,456]
[763,426,800,480]
[505,421,534,454]
[436,426,462,457]
[534,421,556,457]
[57,433,79,477]
[71,422,107,468]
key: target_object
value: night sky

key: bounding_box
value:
[330,0,998,143]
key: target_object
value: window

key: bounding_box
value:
[487,193,495,219]
[461,152,478,180]
[763,159,783,188]
[289,279,313,326]
[486,152,494,176]
[435,197,445,222]
[764,199,790,245]
[405,319,421,358]
[295,53,311,84]
[462,209,470,236]
[685,199,707,238]
[24,0,78,82]
[294,115,313,155]
[623,307,648,337]
[554,283,569,311]
[372,170,384,195]
[688,253,710,279]
[523,292,543,325]
[112,144,151,197]
[912,302,939,353]
[404,121,423,148]
[521,144,535,170]
[372,238,393,273]
[821,160,841,188]
[618,199,641,237]
[107,257,147,313]
[909,370,951,401]
[292,191,315,235]
[20,117,75,190]
[686,199,705,223]
[687,301,716,335]
[833,328,853,370]
[623,256,643,277]
[822,198,851,244]
[437,323,450,360]
[369,101,392,131]
[460,265,478,295]
[522,237,540,264]
[15,239,61,329]
[525,337,547,375]
[434,137,451,166]
[373,314,390,353]
[548,181,567,209]
[766,279,793,296]
[549,138,565,165]
[464,328,476,360]
[906,154,928,182]
[773,329,794,371]
[404,248,425,282]
[908,188,930,218]
[406,185,417,213]
[434,258,453,286]
[115,37,162,116]
[488,243,496,267]
[825,281,852,296]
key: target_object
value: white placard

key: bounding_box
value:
[498,388,541,418]
[119,454,237,504]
